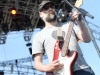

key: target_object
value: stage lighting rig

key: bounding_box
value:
[10,7,17,16]
[0,24,2,34]
[29,47,32,55]
[0,35,6,44]
[26,43,32,46]
[2,23,9,34]
[24,36,31,41]
[24,30,32,42]
[0,71,4,75]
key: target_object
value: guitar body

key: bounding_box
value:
[53,40,78,75]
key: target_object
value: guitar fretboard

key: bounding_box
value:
[61,21,74,57]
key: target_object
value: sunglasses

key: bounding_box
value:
[42,5,55,11]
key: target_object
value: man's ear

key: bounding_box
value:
[39,12,42,18]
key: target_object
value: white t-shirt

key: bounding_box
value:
[32,22,89,71]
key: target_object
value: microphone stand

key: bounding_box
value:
[63,0,100,58]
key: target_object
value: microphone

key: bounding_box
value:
[57,9,69,22]
[57,9,65,22]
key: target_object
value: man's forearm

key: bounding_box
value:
[34,61,47,72]
[77,20,91,42]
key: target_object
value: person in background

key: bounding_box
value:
[32,1,95,75]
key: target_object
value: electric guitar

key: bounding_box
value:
[46,0,83,75]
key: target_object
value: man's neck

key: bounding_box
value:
[45,21,57,28]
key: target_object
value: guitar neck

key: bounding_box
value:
[61,21,74,57]
[60,0,83,57]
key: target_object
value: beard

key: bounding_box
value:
[45,10,57,23]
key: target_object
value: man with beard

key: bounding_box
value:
[32,1,95,75]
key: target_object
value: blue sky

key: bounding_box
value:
[0,0,100,75]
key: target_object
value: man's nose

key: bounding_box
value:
[48,7,52,10]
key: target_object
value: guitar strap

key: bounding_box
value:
[57,22,63,41]
[57,21,79,42]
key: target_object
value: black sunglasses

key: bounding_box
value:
[42,5,55,11]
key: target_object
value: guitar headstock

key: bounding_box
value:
[74,0,83,43]
[74,0,83,8]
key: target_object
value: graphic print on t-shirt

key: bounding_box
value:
[52,30,65,40]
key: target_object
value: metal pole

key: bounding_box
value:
[82,17,100,57]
